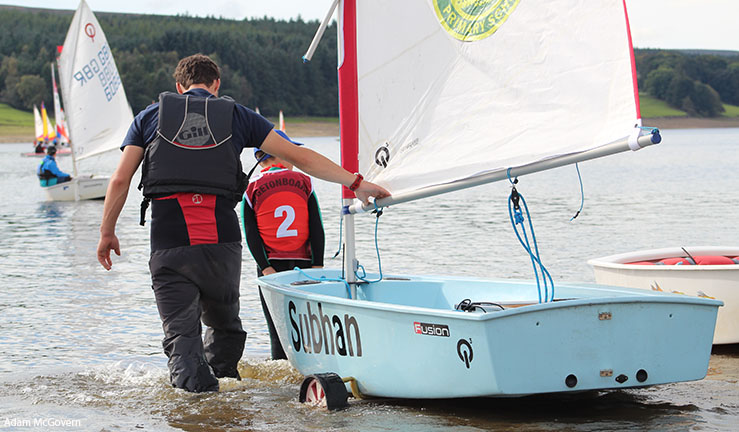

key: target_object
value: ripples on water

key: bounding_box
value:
[0,129,738,431]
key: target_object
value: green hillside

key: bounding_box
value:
[639,93,687,117]
[722,103,739,117]
[0,102,33,127]
[0,103,33,137]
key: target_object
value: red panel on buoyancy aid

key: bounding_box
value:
[155,193,218,245]
[259,192,310,257]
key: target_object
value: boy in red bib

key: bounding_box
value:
[242,130,324,360]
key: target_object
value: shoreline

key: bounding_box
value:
[0,120,342,144]
[2,117,738,144]
[642,116,739,130]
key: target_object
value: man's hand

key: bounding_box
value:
[262,266,277,276]
[97,233,121,270]
[354,180,390,206]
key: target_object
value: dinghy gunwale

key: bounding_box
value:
[589,246,739,272]
[257,269,722,322]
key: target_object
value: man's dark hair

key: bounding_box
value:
[173,54,220,89]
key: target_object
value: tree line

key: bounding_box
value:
[1,6,738,119]
[635,49,739,117]
[0,6,337,117]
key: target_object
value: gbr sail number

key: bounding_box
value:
[72,43,122,102]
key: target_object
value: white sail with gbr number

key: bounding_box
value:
[57,0,133,161]
[352,0,641,196]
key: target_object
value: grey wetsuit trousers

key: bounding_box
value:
[149,242,246,392]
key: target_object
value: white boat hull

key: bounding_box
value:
[589,246,739,345]
[42,176,109,201]
[259,269,720,398]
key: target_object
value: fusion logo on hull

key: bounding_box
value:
[289,301,362,357]
[414,322,450,337]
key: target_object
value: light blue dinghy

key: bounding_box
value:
[260,270,719,400]
[259,0,722,408]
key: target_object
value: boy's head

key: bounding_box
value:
[173,54,220,89]
[254,130,304,168]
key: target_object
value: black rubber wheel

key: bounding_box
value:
[298,373,348,410]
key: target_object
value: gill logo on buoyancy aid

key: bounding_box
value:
[160,95,229,149]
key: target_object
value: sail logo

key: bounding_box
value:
[414,322,450,337]
[375,145,390,168]
[84,23,96,42]
[289,300,363,357]
[433,0,521,42]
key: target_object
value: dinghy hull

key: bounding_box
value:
[42,176,109,201]
[590,246,739,344]
[259,270,720,398]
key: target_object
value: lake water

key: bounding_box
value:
[0,128,737,431]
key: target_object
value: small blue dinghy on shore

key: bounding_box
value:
[260,270,720,401]
[259,0,722,409]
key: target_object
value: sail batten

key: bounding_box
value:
[353,0,642,198]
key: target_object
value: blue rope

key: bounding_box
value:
[355,202,383,283]
[299,202,384,298]
[570,163,584,222]
[294,267,352,298]
[506,179,555,303]
[331,208,344,259]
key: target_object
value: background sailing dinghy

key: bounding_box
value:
[43,0,133,201]
[22,103,71,157]
[258,0,721,408]
[589,246,739,345]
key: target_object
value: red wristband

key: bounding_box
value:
[349,173,363,191]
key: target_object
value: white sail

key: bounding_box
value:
[353,0,641,196]
[33,105,43,140]
[57,0,133,161]
[50,63,69,145]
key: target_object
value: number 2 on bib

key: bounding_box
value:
[275,205,298,238]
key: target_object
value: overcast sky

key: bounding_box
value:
[1,0,737,51]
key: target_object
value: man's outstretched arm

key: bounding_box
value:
[97,145,144,270]
[259,130,390,205]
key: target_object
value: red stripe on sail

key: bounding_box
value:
[338,0,359,199]
[622,0,641,120]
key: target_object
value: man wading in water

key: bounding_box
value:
[96,54,389,392]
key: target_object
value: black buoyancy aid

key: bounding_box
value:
[37,157,55,180]
[139,92,247,203]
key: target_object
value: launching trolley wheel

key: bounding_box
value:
[298,373,348,410]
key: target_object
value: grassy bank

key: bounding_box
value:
[639,92,739,129]
[0,103,35,142]
[639,93,688,117]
